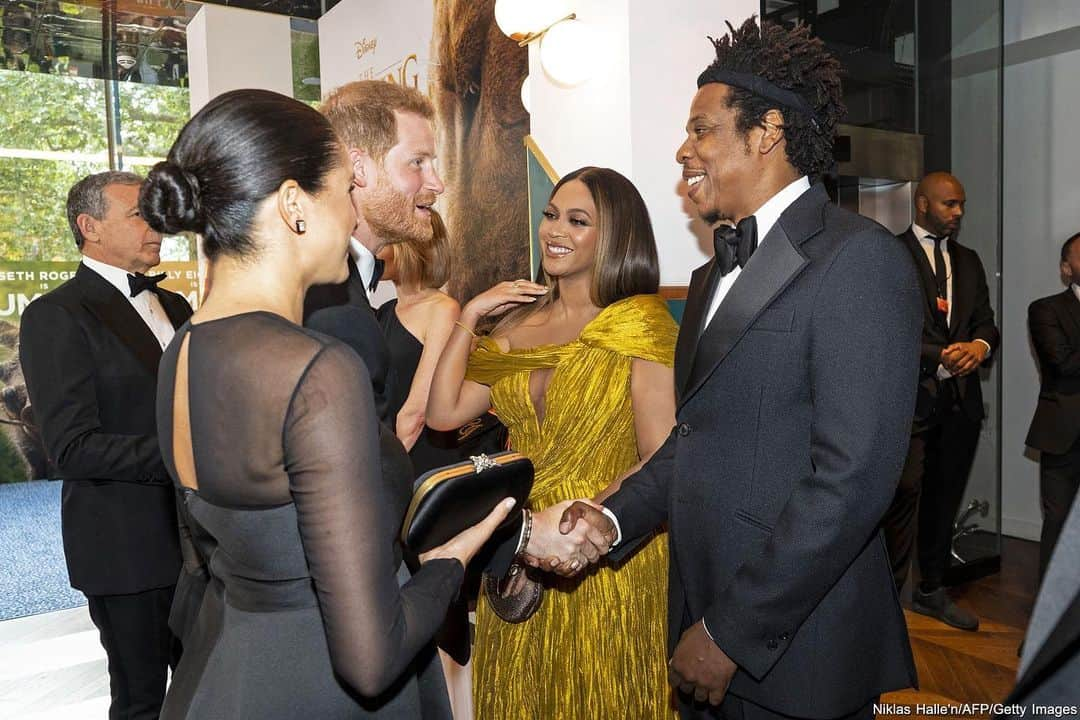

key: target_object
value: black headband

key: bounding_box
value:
[697,67,823,134]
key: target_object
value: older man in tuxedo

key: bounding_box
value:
[20,171,193,720]
[561,17,921,720]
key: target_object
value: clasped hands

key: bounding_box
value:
[518,499,616,576]
[519,499,738,705]
[941,341,987,377]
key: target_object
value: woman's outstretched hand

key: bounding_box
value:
[419,498,518,568]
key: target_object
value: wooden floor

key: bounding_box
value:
[880,536,1037,717]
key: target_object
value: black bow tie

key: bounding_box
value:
[713,216,758,276]
[128,272,166,297]
[368,258,385,292]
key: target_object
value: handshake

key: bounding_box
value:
[518,499,619,577]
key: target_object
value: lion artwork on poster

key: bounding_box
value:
[431,0,531,303]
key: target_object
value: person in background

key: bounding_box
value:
[883,171,999,632]
[304,80,445,430]
[1026,232,1080,583]
[19,170,193,720]
[140,88,511,719]
[377,209,465,471]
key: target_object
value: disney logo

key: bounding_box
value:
[355,37,377,60]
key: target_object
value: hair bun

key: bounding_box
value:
[140,161,205,235]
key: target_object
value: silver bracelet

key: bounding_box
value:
[701,618,718,644]
[514,508,532,556]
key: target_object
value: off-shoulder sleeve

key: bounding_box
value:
[284,341,464,698]
[464,336,517,386]
[579,294,677,367]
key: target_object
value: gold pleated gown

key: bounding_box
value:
[466,294,679,720]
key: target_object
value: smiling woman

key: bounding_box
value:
[487,166,660,336]
[426,165,679,719]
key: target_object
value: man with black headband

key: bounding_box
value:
[561,17,921,719]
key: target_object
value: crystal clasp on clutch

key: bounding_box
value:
[470,454,498,473]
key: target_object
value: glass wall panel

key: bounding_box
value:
[0,0,195,483]
[950,0,1003,579]
[291,17,319,103]
[764,0,1004,583]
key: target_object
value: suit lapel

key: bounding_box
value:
[1060,288,1080,342]
[674,261,719,400]
[679,185,829,407]
[948,241,969,339]
[900,230,941,325]
[76,264,163,376]
[347,256,373,310]
[155,288,193,329]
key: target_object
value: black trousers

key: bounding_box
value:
[86,585,180,720]
[882,405,982,591]
[1039,436,1080,581]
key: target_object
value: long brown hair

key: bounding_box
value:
[493,166,659,334]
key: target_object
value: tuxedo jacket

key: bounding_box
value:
[605,184,921,718]
[898,229,999,429]
[304,256,398,426]
[19,263,192,596]
[1026,289,1080,455]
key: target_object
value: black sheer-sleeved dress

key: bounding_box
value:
[156,311,460,719]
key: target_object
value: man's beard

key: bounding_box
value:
[362,177,436,246]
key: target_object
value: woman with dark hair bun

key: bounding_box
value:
[145,88,513,719]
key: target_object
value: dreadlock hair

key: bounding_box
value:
[704,16,844,179]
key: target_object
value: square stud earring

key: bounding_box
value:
[295,219,306,234]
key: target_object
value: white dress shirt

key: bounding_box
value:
[911,223,991,378]
[81,256,175,350]
[1073,284,1080,303]
[350,237,377,301]
[600,177,814,547]
[701,175,812,332]
[912,222,954,327]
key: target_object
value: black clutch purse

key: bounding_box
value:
[401,451,534,555]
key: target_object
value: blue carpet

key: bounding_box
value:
[0,480,85,620]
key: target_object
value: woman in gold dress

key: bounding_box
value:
[428,166,679,718]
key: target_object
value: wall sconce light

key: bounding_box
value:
[539,19,593,87]
[494,0,594,87]
[520,74,531,113]
[494,0,573,43]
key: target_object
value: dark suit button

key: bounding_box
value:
[677,423,691,436]
[780,632,790,641]
[767,639,778,650]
